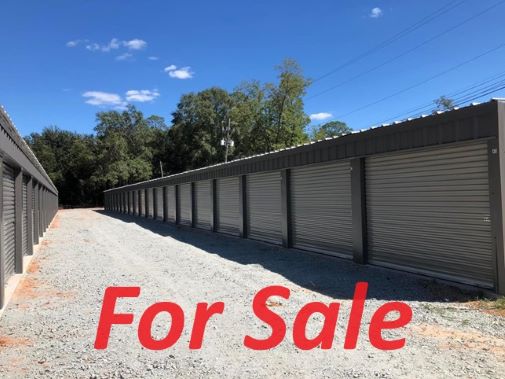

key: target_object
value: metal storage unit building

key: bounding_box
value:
[194,180,212,230]
[179,183,192,226]
[247,171,282,244]
[290,161,353,258]
[0,106,58,310]
[216,177,240,236]
[104,100,505,295]
[366,141,494,288]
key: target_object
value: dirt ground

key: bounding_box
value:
[0,209,504,378]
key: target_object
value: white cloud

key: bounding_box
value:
[125,89,160,102]
[116,52,133,61]
[66,40,80,47]
[83,91,125,108]
[369,7,383,18]
[85,43,101,52]
[148,56,159,61]
[310,112,333,121]
[123,39,147,50]
[164,65,193,79]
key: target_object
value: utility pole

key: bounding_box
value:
[160,161,164,177]
[221,118,235,163]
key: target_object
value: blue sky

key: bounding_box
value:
[1,0,505,137]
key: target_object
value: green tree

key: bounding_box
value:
[433,96,455,113]
[311,120,352,140]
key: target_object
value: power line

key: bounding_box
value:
[333,41,505,120]
[312,0,466,84]
[308,0,505,100]
[362,72,505,128]
[376,71,505,122]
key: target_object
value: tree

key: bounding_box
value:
[311,120,352,140]
[433,96,455,113]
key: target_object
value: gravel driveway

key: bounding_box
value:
[0,208,504,378]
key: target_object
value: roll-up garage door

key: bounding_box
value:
[166,186,176,222]
[216,177,240,236]
[155,188,163,220]
[366,141,494,288]
[179,183,192,226]
[291,161,353,258]
[32,182,36,242]
[22,176,28,256]
[147,188,154,218]
[132,191,138,215]
[139,190,146,216]
[195,181,212,230]
[247,171,282,244]
[3,164,16,279]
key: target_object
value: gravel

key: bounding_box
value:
[0,208,504,378]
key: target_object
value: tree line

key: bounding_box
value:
[26,59,352,207]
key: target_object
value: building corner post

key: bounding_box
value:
[281,169,292,248]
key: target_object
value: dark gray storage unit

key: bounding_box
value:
[179,183,192,226]
[166,186,176,222]
[155,187,163,220]
[147,188,154,218]
[247,171,282,244]
[3,163,16,280]
[290,161,353,258]
[216,177,240,236]
[133,190,138,216]
[194,180,212,230]
[366,141,494,288]
[22,175,28,256]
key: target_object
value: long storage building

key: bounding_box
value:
[104,99,505,295]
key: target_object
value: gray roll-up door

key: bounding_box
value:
[166,186,176,222]
[3,163,16,279]
[32,182,35,242]
[216,177,240,236]
[147,188,154,218]
[291,161,353,258]
[247,171,282,244]
[179,183,192,226]
[366,141,494,288]
[22,176,28,256]
[195,180,212,230]
[155,188,163,220]
[139,190,145,216]
[132,191,138,215]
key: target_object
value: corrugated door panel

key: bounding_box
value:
[291,161,353,258]
[147,188,154,218]
[247,171,282,244]
[216,177,240,236]
[166,186,176,222]
[366,141,494,288]
[32,182,35,242]
[180,183,192,226]
[195,181,211,230]
[3,163,16,279]
[132,191,138,215]
[22,176,28,255]
[139,190,146,216]
[156,188,163,220]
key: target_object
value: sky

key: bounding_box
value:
[1,0,505,137]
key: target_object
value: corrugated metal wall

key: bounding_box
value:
[139,190,145,217]
[216,177,240,236]
[179,183,192,226]
[366,141,494,288]
[247,171,282,244]
[166,186,176,222]
[3,164,16,279]
[290,161,353,258]
[22,176,28,256]
[195,180,212,230]
[147,188,154,218]
[155,187,163,220]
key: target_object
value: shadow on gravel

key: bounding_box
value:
[96,210,484,303]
